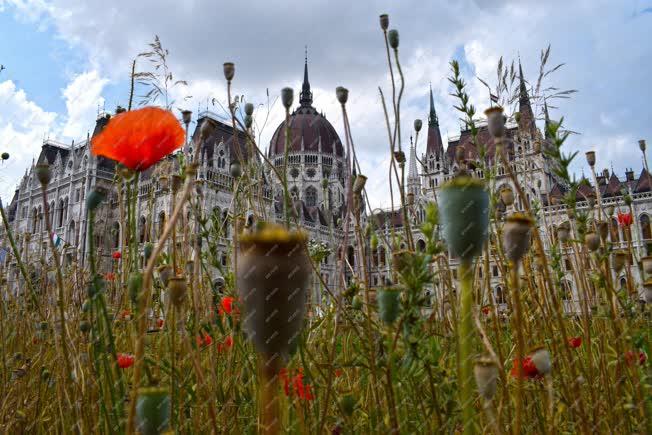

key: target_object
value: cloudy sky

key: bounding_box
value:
[0,0,651,207]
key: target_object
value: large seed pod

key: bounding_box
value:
[439,176,489,260]
[474,357,499,401]
[502,213,533,262]
[585,232,600,252]
[237,224,310,359]
[529,346,552,376]
[585,151,596,167]
[557,222,571,243]
[35,164,52,186]
[167,276,187,307]
[136,387,171,435]
[157,265,174,287]
[223,62,235,81]
[641,256,652,276]
[613,250,628,272]
[484,106,506,139]
[499,185,515,206]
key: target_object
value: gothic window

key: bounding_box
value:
[416,239,426,252]
[561,280,572,300]
[290,186,299,200]
[69,220,76,245]
[640,214,652,240]
[112,222,120,249]
[305,186,317,207]
[347,246,355,268]
[379,247,386,266]
[139,216,147,243]
[158,211,166,238]
[75,189,81,202]
[610,218,620,243]
[495,286,505,304]
[58,199,65,227]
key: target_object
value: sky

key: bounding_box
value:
[0,0,651,208]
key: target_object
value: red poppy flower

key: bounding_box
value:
[568,336,582,348]
[196,333,212,347]
[279,368,290,396]
[625,350,647,367]
[112,251,122,260]
[617,211,633,227]
[120,309,131,320]
[156,318,164,329]
[334,369,343,378]
[105,272,115,282]
[220,296,235,315]
[91,107,185,171]
[117,353,135,368]
[510,356,539,379]
[481,306,490,315]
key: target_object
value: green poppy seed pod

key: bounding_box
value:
[1,152,9,160]
[585,151,596,167]
[613,250,627,272]
[181,109,192,125]
[336,86,349,105]
[321,178,329,189]
[35,164,52,186]
[377,286,401,324]
[157,265,174,287]
[643,279,652,303]
[502,213,533,262]
[379,14,389,30]
[244,102,254,116]
[394,150,405,164]
[500,186,515,206]
[86,187,106,211]
[370,233,378,250]
[597,221,609,241]
[529,346,552,375]
[474,357,499,401]
[639,139,646,152]
[388,29,399,49]
[641,256,652,275]
[143,242,154,261]
[230,161,242,178]
[167,276,187,307]
[244,114,253,129]
[237,224,311,359]
[223,62,235,82]
[281,87,294,109]
[485,106,505,139]
[351,295,363,310]
[136,387,171,435]
[79,320,91,333]
[352,174,367,194]
[624,194,633,206]
[439,176,489,260]
[414,119,423,132]
[585,232,600,252]
[341,394,357,416]
[606,205,615,216]
[128,272,143,305]
[514,111,521,123]
[41,369,50,381]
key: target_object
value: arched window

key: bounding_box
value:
[290,186,299,200]
[112,222,120,249]
[58,199,65,227]
[139,216,147,243]
[32,208,38,233]
[305,186,317,207]
[417,239,426,252]
[379,247,386,266]
[640,214,652,240]
[610,218,620,243]
[158,212,166,237]
[561,280,572,300]
[347,246,355,269]
[68,220,76,245]
[495,286,505,304]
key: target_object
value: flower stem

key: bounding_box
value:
[511,262,525,435]
[458,258,476,435]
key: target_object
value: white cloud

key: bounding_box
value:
[61,70,108,138]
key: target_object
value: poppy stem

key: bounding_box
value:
[458,258,476,435]
[511,261,525,435]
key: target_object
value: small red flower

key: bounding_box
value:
[568,336,582,348]
[196,333,212,347]
[511,356,540,379]
[112,251,122,260]
[220,296,235,315]
[625,350,647,367]
[117,353,135,369]
[617,211,633,227]
[105,272,115,282]
[91,107,185,171]
[156,318,164,329]
[120,309,131,320]
[280,368,290,396]
[481,306,490,315]
[334,369,343,378]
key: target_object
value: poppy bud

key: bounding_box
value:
[244,102,254,116]
[223,62,235,81]
[244,114,253,129]
[86,187,106,211]
[556,222,570,243]
[503,214,533,262]
[379,14,389,30]
[281,87,294,109]
[128,272,143,305]
[485,106,505,138]
[377,286,401,324]
[1,152,9,160]
[341,394,356,416]
[157,265,174,287]
[439,176,489,260]
[474,357,499,401]
[352,174,367,194]
[643,279,652,303]
[181,109,192,125]
[167,276,187,307]
[351,295,363,310]
[237,224,310,359]
[136,387,171,435]
[639,139,646,152]
[230,161,242,178]
[500,186,515,206]
[414,119,422,132]
[585,232,600,252]
[394,150,405,164]
[585,151,596,167]
[624,194,632,206]
[388,29,399,49]
[613,250,628,272]
[336,86,349,105]
[529,346,552,375]
[35,164,52,186]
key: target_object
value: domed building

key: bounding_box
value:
[267,56,347,226]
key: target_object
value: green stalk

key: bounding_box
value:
[283,108,291,228]
[511,263,525,435]
[458,259,476,435]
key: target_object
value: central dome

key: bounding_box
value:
[268,58,344,158]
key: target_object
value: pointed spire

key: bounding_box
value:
[517,58,535,135]
[408,136,419,181]
[428,83,438,126]
[518,59,529,104]
[299,46,313,107]
[543,100,552,140]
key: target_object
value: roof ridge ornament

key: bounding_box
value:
[299,47,313,107]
